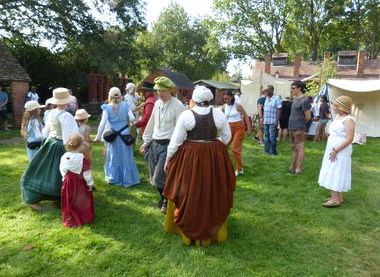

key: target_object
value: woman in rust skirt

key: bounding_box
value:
[163,86,235,246]
[222,91,252,176]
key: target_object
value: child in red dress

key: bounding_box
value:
[60,134,94,227]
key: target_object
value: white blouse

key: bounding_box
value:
[166,106,231,160]
[143,97,185,144]
[59,152,94,187]
[224,103,242,123]
[42,109,78,144]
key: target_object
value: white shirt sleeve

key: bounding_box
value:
[212,108,231,144]
[95,111,108,141]
[142,103,157,145]
[60,112,79,144]
[166,111,194,160]
[59,155,68,179]
[128,109,135,122]
[83,170,94,187]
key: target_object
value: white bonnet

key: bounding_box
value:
[126,83,136,94]
[192,85,213,103]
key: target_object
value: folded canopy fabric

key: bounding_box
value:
[327,78,380,137]
[328,79,380,93]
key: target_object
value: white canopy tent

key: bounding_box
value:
[327,79,380,137]
[240,72,293,116]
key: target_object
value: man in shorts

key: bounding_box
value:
[288,80,311,174]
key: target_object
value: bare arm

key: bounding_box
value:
[257,104,263,119]
[85,125,91,142]
[304,110,311,122]
[237,104,252,132]
[276,108,282,123]
[329,118,355,161]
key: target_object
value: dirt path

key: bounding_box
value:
[0,136,24,144]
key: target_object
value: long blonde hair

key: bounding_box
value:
[20,110,41,138]
[108,96,122,113]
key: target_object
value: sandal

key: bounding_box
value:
[325,197,344,203]
[322,199,341,208]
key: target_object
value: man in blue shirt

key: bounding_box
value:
[0,84,9,131]
[263,85,282,155]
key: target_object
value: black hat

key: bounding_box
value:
[141,81,155,91]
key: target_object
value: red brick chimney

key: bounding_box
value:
[293,53,302,78]
[356,50,366,76]
[324,52,332,61]
[264,54,272,74]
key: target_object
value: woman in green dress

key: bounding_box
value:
[21,88,79,210]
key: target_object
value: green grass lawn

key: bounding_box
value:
[0,132,379,276]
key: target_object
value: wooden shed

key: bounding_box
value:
[0,41,31,127]
[193,80,240,106]
[142,68,194,104]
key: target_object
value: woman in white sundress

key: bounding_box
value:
[318,95,355,208]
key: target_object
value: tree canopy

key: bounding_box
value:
[137,2,228,81]
[213,0,379,61]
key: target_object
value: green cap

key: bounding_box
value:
[153,77,176,90]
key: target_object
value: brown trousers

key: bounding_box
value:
[229,121,245,171]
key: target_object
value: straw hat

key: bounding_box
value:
[74,109,91,120]
[332,95,352,114]
[109,87,122,98]
[153,77,175,90]
[50,88,71,105]
[192,85,213,103]
[24,100,45,112]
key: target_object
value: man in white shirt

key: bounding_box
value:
[140,77,185,213]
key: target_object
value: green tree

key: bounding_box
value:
[137,2,228,81]
[0,0,144,45]
[213,0,292,60]
[307,58,337,96]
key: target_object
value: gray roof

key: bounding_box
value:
[0,41,31,82]
[158,68,194,89]
[194,79,240,90]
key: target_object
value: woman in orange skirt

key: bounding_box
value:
[163,86,236,246]
[222,91,252,176]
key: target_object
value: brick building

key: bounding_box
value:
[253,51,380,81]
[0,41,31,127]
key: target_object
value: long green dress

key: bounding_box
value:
[21,110,67,204]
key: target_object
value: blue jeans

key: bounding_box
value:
[264,124,278,155]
